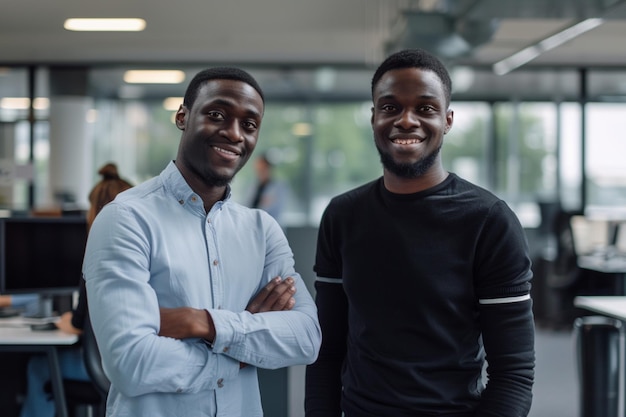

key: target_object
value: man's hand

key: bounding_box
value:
[246,276,296,313]
[158,276,295,343]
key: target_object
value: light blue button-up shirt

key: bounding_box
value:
[83,161,321,417]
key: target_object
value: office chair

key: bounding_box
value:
[548,209,580,290]
[536,209,586,328]
[45,314,109,417]
[81,314,110,398]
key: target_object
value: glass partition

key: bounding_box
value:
[2,64,626,230]
[586,103,626,210]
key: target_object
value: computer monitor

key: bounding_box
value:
[0,216,88,318]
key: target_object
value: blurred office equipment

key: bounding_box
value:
[0,316,79,417]
[574,296,626,417]
[532,207,584,328]
[0,217,87,318]
[532,206,624,329]
[574,208,626,295]
[574,315,624,417]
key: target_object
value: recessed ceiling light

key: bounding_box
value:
[0,97,30,109]
[86,109,98,123]
[0,97,50,110]
[34,98,50,110]
[123,70,186,84]
[64,18,146,32]
[0,97,49,110]
[291,122,312,136]
[163,97,184,111]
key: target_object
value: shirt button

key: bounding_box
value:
[223,346,229,353]
[217,378,224,388]
[191,196,198,202]
[213,259,219,266]
[176,388,183,393]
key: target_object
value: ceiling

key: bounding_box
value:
[2,0,626,101]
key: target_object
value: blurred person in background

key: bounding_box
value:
[19,162,132,417]
[249,152,290,226]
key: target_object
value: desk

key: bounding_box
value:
[574,296,626,320]
[0,318,78,417]
[578,254,626,295]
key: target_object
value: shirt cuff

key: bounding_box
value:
[203,309,214,348]
[207,309,244,356]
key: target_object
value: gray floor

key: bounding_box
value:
[529,326,579,417]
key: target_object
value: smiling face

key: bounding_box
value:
[371,67,453,188]
[175,79,264,191]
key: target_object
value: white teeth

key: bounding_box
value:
[392,138,421,145]
[214,146,237,156]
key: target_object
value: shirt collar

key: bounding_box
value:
[161,161,232,209]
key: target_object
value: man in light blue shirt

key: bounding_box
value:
[83,67,321,417]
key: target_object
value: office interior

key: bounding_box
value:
[3,0,626,416]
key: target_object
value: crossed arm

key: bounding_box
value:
[158,275,297,342]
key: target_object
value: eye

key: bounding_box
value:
[380,104,397,113]
[418,105,437,113]
[207,110,224,120]
[242,120,258,131]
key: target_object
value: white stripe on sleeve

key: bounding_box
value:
[315,277,343,284]
[478,294,531,305]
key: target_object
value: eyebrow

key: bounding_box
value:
[207,98,263,119]
[375,93,440,103]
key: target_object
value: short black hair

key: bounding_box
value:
[183,67,265,109]
[371,49,452,105]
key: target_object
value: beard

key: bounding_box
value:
[376,143,442,179]
[203,171,232,188]
[182,154,238,188]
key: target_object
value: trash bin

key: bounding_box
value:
[575,315,624,417]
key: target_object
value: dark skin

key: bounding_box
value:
[159,277,297,341]
[174,79,263,211]
[371,67,454,194]
[158,78,296,347]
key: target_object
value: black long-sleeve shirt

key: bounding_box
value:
[305,174,535,417]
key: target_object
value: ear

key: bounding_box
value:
[444,108,454,134]
[175,105,187,131]
[370,106,375,126]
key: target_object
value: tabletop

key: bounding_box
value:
[578,253,626,274]
[574,296,626,321]
[0,317,78,345]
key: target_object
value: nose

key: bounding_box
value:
[394,110,420,130]
[220,120,244,142]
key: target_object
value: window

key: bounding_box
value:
[586,103,626,209]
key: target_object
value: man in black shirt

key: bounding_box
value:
[305,49,535,417]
